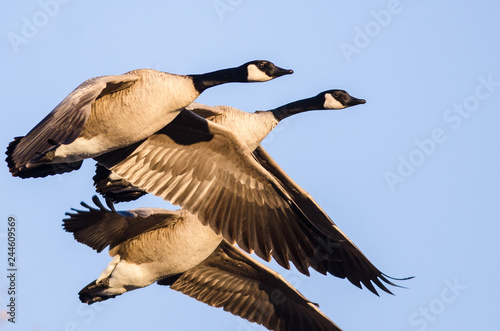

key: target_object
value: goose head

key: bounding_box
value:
[191,60,293,92]
[270,89,366,121]
[244,60,294,82]
[320,89,366,110]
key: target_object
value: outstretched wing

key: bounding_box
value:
[252,146,411,295]
[6,74,138,176]
[91,102,224,203]
[95,110,331,276]
[159,241,341,331]
[93,105,409,294]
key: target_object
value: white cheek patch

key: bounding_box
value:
[323,93,345,109]
[247,64,272,82]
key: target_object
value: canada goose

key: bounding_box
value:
[64,197,341,331]
[95,94,410,295]
[6,60,292,178]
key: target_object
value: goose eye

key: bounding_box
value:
[333,92,340,98]
[257,62,265,69]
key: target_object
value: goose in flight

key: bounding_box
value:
[6,60,292,178]
[64,197,342,331]
[94,94,410,295]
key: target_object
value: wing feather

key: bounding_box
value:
[252,145,411,294]
[162,242,341,331]
[94,108,409,294]
[7,74,138,173]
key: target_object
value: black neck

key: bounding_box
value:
[270,96,323,121]
[191,66,247,93]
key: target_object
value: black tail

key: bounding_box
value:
[6,136,82,178]
[78,279,116,304]
[93,164,147,203]
[5,137,23,176]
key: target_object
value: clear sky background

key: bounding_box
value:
[1,1,499,330]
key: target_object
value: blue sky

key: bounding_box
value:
[1,1,499,330]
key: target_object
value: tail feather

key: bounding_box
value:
[93,164,147,202]
[6,136,82,178]
[78,279,117,304]
[5,137,23,176]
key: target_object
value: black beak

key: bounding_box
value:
[347,96,366,107]
[270,65,294,78]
